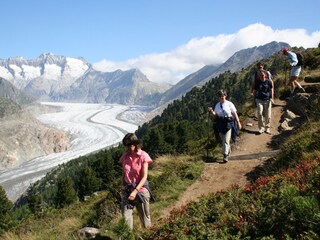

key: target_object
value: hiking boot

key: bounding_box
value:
[222,154,228,163]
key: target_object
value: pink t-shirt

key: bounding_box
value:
[119,148,152,192]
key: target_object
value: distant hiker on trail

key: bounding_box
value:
[282,48,305,96]
[119,133,152,230]
[251,62,274,134]
[208,89,242,163]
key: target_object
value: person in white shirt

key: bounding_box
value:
[208,89,242,163]
[282,48,305,95]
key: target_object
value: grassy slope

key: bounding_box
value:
[2,47,320,239]
[2,155,204,239]
[4,121,319,239]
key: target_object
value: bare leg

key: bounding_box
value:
[290,76,302,93]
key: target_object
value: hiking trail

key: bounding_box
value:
[162,99,286,216]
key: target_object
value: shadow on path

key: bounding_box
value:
[203,150,280,164]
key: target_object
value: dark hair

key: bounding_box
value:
[256,62,263,67]
[217,89,227,97]
[122,133,140,147]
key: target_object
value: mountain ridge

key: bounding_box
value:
[0,53,169,105]
[0,78,35,105]
[159,41,290,106]
[0,41,290,107]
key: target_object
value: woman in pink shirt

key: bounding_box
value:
[119,133,153,230]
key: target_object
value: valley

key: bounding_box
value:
[0,102,148,201]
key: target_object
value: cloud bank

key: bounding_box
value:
[93,23,320,85]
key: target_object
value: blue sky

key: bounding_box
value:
[1,0,319,84]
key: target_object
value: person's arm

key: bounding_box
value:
[136,162,148,191]
[268,72,274,103]
[289,52,298,66]
[232,111,242,130]
[252,89,257,98]
[128,161,149,200]
[270,80,274,104]
[208,106,216,116]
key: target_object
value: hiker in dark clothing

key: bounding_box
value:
[251,62,274,134]
[208,89,242,163]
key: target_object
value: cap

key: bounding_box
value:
[282,48,289,54]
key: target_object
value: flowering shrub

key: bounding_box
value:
[144,125,320,239]
[274,122,320,170]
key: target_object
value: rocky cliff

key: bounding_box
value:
[0,100,69,170]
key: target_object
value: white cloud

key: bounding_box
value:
[93,23,320,85]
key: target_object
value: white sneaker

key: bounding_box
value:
[265,128,271,134]
[258,128,264,134]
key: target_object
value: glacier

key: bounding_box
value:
[0,102,149,202]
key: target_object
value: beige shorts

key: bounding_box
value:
[290,66,301,77]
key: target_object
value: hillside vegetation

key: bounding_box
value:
[0,46,319,239]
[146,122,320,240]
[136,46,320,158]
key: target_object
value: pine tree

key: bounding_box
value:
[78,166,101,200]
[0,186,13,233]
[56,176,77,208]
[28,194,44,214]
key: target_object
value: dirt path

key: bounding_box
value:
[162,99,286,216]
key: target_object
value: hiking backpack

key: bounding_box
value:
[295,52,304,66]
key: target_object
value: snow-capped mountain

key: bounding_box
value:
[0,53,169,105]
[0,53,89,92]
[0,41,290,107]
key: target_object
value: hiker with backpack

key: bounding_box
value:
[208,89,242,163]
[251,62,274,134]
[119,133,153,230]
[282,48,305,95]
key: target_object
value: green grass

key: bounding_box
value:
[2,155,204,240]
[2,192,108,240]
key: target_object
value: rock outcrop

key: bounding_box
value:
[279,74,320,132]
[0,109,69,170]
